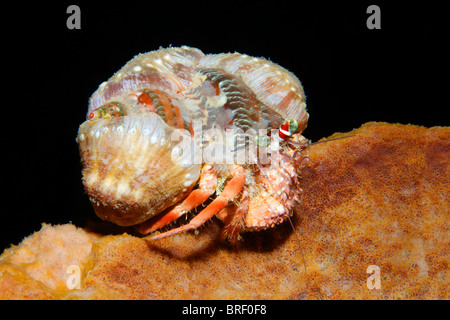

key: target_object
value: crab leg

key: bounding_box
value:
[221,189,249,244]
[146,166,246,241]
[136,165,218,235]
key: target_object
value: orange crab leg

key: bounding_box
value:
[136,166,218,235]
[146,166,246,241]
[221,189,249,244]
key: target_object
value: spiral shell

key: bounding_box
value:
[198,53,308,132]
[77,46,308,228]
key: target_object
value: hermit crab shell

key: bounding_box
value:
[77,113,199,226]
[77,46,308,227]
[88,47,204,116]
[198,53,308,132]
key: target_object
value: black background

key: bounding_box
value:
[1,1,447,252]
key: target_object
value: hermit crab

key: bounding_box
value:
[77,46,309,243]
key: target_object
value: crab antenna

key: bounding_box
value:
[286,215,307,273]
[309,135,355,146]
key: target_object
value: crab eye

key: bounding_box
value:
[255,135,270,147]
[279,118,299,139]
[285,118,298,134]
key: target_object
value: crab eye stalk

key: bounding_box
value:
[279,118,299,139]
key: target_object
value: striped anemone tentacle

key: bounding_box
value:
[137,89,190,131]
[89,102,126,120]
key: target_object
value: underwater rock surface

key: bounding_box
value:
[0,122,448,299]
